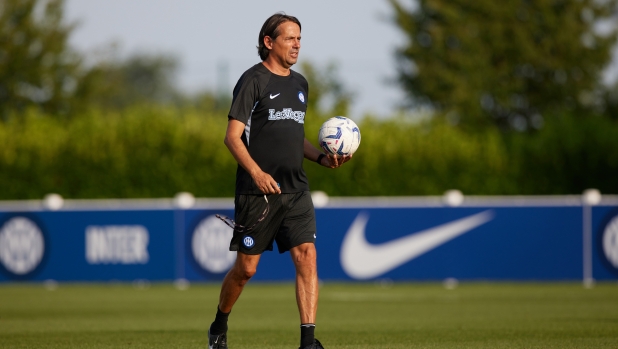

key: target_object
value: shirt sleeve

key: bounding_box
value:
[228,74,261,125]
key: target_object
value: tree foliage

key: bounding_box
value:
[389,0,618,130]
[298,61,353,119]
[0,0,79,119]
[0,1,354,120]
[0,0,200,118]
[74,52,181,111]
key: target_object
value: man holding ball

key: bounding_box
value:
[208,12,351,349]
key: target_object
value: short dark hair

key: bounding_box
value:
[257,13,301,61]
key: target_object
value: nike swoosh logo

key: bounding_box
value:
[340,210,494,279]
[270,93,280,99]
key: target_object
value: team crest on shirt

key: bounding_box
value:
[298,91,305,104]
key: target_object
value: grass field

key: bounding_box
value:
[1,282,617,348]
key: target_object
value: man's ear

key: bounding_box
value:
[264,36,273,50]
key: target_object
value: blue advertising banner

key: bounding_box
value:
[0,210,175,282]
[1,196,617,283]
[593,206,618,280]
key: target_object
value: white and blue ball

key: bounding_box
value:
[318,116,361,156]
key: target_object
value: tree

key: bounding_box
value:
[389,0,618,130]
[603,80,618,120]
[299,61,353,119]
[74,52,181,110]
[0,0,80,119]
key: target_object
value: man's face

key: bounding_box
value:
[265,21,301,68]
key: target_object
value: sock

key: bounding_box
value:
[209,306,230,335]
[300,323,315,348]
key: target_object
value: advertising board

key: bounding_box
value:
[1,196,617,283]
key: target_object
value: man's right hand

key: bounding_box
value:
[251,170,281,194]
[225,119,281,195]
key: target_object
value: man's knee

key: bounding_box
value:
[237,264,257,280]
[292,243,316,266]
[231,255,259,281]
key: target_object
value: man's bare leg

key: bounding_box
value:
[219,252,261,312]
[209,251,261,343]
[290,242,319,348]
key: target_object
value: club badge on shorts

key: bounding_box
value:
[243,235,255,249]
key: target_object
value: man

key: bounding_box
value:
[208,12,350,349]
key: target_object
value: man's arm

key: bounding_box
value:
[303,138,351,169]
[224,119,281,194]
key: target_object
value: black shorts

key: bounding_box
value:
[230,191,316,254]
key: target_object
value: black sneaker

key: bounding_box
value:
[208,329,228,349]
[299,338,324,349]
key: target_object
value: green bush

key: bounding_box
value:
[506,113,618,195]
[0,106,235,199]
[305,116,514,196]
[0,108,616,199]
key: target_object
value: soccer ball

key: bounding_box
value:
[318,116,361,156]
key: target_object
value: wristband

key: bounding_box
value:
[316,153,326,164]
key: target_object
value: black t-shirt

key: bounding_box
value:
[228,63,310,195]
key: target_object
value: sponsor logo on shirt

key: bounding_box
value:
[268,108,305,124]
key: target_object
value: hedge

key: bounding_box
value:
[0,107,616,199]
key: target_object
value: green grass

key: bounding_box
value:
[1,282,617,348]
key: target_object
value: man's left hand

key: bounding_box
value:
[321,154,352,168]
